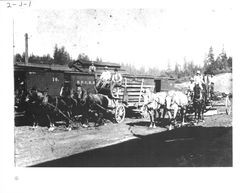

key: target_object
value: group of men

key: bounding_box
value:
[88,61,123,89]
[96,66,123,90]
[59,64,123,102]
[187,70,215,99]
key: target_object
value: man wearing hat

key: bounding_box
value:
[188,77,195,91]
[186,77,195,101]
[193,70,204,90]
[75,80,83,100]
[60,81,70,97]
[89,61,96,74]
[96,66,111,89]
[17,81,25,97]
[111,68,123,87]
[59,81,71,105]
[208,74,215,99]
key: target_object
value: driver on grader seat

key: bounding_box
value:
[111,68,123,98]
[111,68,123,87]
[96,66,112,90]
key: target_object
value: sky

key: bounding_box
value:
[13,6,233,70]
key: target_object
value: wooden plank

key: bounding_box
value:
[125,88,145,92]
[128,98,145,102]
[125,85,154,88]
[127,93,143,96]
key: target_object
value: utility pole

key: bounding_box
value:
[13,20,15,65]
[25,33,28,64]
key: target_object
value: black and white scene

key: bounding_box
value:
[13,8,232,167]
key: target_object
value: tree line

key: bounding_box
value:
[15,45,232,79]
[15,44,93,65]
[121,46,232,79]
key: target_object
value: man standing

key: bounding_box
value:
[188,77,195,92]
[187,77,195,101]
[89,61,96,74]
[193,70,204,89]
[75,81,83,100]
[209,74,215,99]
[60,81,71,105]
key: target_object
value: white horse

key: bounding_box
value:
[166,90,189,130]
[142,89,168,128]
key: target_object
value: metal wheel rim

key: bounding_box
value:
[115,105,125,123]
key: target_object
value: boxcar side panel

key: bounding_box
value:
[26,71,47,91]
[26,71,64,96]
[46,72,64,96]
[70,74,96,93]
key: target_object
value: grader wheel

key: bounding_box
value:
[114,104,126,123]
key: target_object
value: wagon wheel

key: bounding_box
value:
[114,104,126,123]
[225,95,232,115]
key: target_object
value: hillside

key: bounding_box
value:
[213,73,232,94]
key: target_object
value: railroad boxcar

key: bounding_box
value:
[14,62,96,96]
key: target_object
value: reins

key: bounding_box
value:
[46,102,73,123]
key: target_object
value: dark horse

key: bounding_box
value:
[70,89,89,127]
[84,92,110,126]
[193,83,207,123]
[25,89,74,131]
[25,89,55,129]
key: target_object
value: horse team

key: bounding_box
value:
[15,86,115,131]
[142,82,208,130]
[15,80,208,131]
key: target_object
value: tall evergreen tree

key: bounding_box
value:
[53,44,72,65]
[77,53,90,61]
[204,46,216,74]
[227,56,232,69]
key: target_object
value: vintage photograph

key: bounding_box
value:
[13,8,232,167]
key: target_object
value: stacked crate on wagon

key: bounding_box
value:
[121,75,155,108]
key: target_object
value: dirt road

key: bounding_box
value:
[15,100,232,167]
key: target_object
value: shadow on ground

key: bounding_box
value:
[33,125,232,167]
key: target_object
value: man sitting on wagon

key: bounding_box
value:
[110,68,123,98]
[111,68,123,87]
[96,66,112,90]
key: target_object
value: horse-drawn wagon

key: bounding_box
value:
[94,83,126,123]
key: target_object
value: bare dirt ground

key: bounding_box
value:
[15,101,232,167]
[15,117,167,167]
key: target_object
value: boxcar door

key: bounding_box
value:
[45,72,64,96]
[154,79,161,92]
